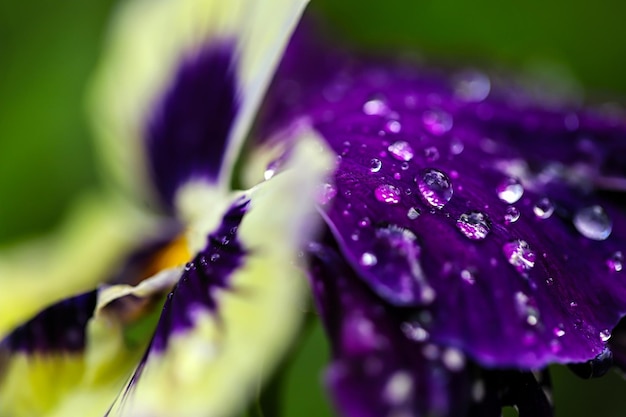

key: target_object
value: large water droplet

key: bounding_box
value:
[533,197,555,219]
[607,251,624,272]
[388,141,414,161]
[453,70,491,102]
[375,184,401,204]
[422,109,453,136]
[417,168,453,208]
[503,239,536,273]
[496,177,524,204]
[456,211,491,240]
[369,158,383,173]
[504,206,520,224]
[573,205,612,240]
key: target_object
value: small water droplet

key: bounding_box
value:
[316,182,337,205]
[515,291,540,326]
[401,321,429,342]
[504,206,520,224]
[424,146,440,162]
[503,239,536,273]
[363,98,389,116]
[264,159,283,180]
[359,217,371,227]
[417,168,453,208]
[401,161,410,170]
[600,329,611,342]
[496,177,524,204]
[422,109,453,136]
[388,141,414,161]
[533,197,555,219]
[573,205,612,241]
[407,207,421,220]
[570,301,578,308]
[385,120,402,133]
[360,252,378,267]
[553,324,566,338]
[460,268,476,285]
[442,348,466,372]
[607,251,624,272]
[456,211,491,240]
[369,158,383,173]
[375,184,402,204]
[453,70,491,102]
[450,138,464,155]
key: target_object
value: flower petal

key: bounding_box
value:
[89,0,310,210]
[264,36,626,369]
[0,194,158,339]
[105,134,333,417]
[307,234,471,417]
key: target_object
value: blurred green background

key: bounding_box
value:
[1,0,625,416]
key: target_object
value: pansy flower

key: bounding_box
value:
[0,0,334,416]
[2,1,626,417]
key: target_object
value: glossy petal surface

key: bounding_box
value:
[265,32,626,368]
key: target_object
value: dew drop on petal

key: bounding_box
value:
[504,206,520,224]
[385,120,402,133]
[442,348,466,372]
[360,252,378,267]
[416,168,453,208]
[400,161,410,170]
[358,217,371,228]
[369,158,383,173]
[363,98,389,116]
[424,146,440,162]
[600,329,611,342]
[401,321,429,342]
[388,141,414,161]
[553,324,566,338]
[503,239,536,273]
[496,177,524,204]
[375,184,402,204]
[422,109,453,136]
[453,70,491,102]
[533,197,555,219]
[607,251,624,272]
[573,205,613,241]
[407,207,421,220]
[456,211,491,240]
[460,268,476,285]
[316,182,337,205]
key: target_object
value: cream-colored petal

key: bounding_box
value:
[0,193,160,340]
[107,131,334,417]
[89,0,310,207]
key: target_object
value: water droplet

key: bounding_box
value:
[504,206,520,224]
[375,184,402,204]
[359,217,371,228]
[573,205,612,241]
[407,207,421,220]
[456,211,491,240]
[442,348,466,372]
[388,141,414,161]
[453,70,491,102]
[424,146,440,162]
[496,177,524,204]
[316,182,337,205]
[385,120,402,133]
[503,239,536,273]
[422,109,453,136]
[460,268,476,284]
[264,159,283,180]
[533,197,555,219]
[401,321,429,342]
[600,329,611,342]
[369,158,383,173]
[450,138,464,155]
[607,251,624,272]
[384,371,413,405]
[417,168,453,209]
[363,98,389,116]
[360,252,378,267]
[553,324,566,338]
[515,291,540,326]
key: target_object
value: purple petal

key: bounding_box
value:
[146,41,238,208]
[264,29,626,369]
[3,290,97,353]
[308,236,471,417]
